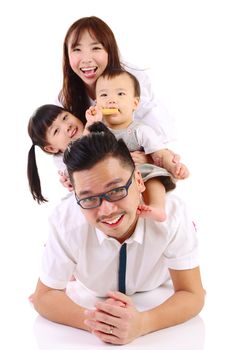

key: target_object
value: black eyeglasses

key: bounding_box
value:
[76,170,135,209]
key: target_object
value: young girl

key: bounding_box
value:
[85,69,189,221]
[27,104,100,204]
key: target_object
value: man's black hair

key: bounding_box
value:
[63,122,135,181]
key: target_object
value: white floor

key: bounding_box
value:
[1,1,232,349]
[2,279,206,350]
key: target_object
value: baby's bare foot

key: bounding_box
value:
[137,204,166,222]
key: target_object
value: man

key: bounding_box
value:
[33,123,205,345]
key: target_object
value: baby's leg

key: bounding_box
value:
[139,178,166,221]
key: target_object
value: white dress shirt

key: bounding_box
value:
[40,193,199,297]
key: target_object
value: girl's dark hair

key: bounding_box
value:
[63,122,135,183]
[27,104,68,204]
[59,16,122,124]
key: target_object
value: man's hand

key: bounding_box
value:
[84,291,143,345]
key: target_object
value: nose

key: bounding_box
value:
[107,96,117,107]
[81,50,93,64]
[98,198,118,216]
[61,122,72,135]
[66,123,72,132]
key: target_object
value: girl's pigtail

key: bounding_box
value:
[27,144,48,204]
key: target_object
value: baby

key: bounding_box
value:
[85,69,189,221]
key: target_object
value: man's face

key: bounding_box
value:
[73,157,145,243]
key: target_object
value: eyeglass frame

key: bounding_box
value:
[75,169,135,209]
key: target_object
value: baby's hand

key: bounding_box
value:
[58,170,73,191]
[170,151,181,164]
[171,163,189,179]
[130,151,151,165]
[86,106,103,121]
[84,106,103,135]
[153,150,181,168]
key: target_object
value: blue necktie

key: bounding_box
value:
[118,243,127,293]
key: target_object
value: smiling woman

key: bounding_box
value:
[59,15,175,144]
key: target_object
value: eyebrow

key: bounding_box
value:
[74,41,102,48]
[97,87,126,93]
[47,113,68,135]
[47,124,56,135]
[78,178,124,197]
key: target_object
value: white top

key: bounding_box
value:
[123,64,176,144]
[40,193,199,297]
[53,153,66,173]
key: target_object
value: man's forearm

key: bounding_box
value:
[33,289,89,331]
[141,290,205,335]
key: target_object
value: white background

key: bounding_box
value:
[1,0,231,349]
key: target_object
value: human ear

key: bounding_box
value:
[133,97,140,111]
[43,145,59,154]
[134,169,146,193]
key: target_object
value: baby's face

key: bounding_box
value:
[45,111,84,153]
[96,74,139,129]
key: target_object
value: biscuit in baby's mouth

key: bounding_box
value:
[102,108,119,115]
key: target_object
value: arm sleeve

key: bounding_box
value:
[53,154,67,173]
[135,123,166,154]
[164,199,199,270]
[40,216,77,289]
[125,65,177,144]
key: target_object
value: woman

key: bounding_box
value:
[58,16,175,145]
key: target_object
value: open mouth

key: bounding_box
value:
[102,214,124,227]
[80,67,97,77]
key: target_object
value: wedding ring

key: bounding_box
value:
[108,326,114,334]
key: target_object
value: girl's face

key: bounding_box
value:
[67,30,108,94]
[44,111,84,153]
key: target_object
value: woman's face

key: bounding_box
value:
[67,30,108,94]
